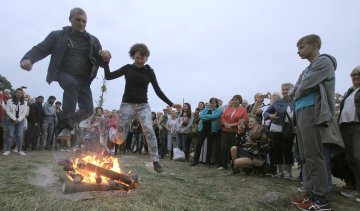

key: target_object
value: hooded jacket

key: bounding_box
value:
[293,54,344,148]
[21,26,105,84]
[294,54,337,126]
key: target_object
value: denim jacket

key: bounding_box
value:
[263,98,295,125]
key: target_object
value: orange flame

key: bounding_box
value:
[67,154,124,184]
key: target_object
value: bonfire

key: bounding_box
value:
[58,152,138,193]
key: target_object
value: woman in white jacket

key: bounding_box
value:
[3,88,28,155]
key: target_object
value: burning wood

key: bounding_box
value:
[78,162,138,188]
[58,153,138,193]
[62,180,123,193]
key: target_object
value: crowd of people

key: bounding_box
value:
[0,6,358,211]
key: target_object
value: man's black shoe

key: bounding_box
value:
[153,161,165,173]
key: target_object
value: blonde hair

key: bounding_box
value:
[281,83,294,89]
[271,92,282,100]
[350,65,360,77]
[297,34,321,49]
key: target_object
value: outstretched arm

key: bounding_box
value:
[103,64,127,80]
[20,31,58,71]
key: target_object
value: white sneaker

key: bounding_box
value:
[13,148,18,152]
[3,151,10,156]
[18,151,26,156]
[356,197,360,203]
[340,190,360,198]
[217,167,225,170]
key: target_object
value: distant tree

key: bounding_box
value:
[0,74,13,91]
[96,75,108,108]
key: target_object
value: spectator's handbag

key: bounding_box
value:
[282,112,295,140]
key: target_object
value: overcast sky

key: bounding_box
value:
[1,0,359,111]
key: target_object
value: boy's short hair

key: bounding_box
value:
[297,34,322,49]
[70,7,86,18]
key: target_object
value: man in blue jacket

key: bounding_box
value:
[20,7,111,139]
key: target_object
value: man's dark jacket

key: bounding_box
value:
[21,26,105,84]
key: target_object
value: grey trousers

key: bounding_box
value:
[118,103,159,162]
[295,106,329,195]
[340,123,360,192]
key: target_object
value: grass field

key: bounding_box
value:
[0,150,358,211]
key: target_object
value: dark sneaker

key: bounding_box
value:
[226,170,240,176]
[227,167,240,176]
[189,162,199,166]
[153,161,164,173]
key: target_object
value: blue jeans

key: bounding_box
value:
[5,120,25,152]
[176,133,189,159]
[58,72,93,130]
[131,132,144,153]
[41,120,55,148]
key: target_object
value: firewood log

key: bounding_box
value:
[62,180,119,193]
[79,163,138,188]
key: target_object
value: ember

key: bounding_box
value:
[58,154,138,193]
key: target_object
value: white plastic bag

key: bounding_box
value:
[173,147,185,161]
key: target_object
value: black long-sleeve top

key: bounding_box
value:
[104,64,173,106]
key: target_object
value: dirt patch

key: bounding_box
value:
[29,165,58,188]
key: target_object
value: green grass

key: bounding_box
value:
[0,151,358,211]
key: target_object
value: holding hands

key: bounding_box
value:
[99,50,112,62]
